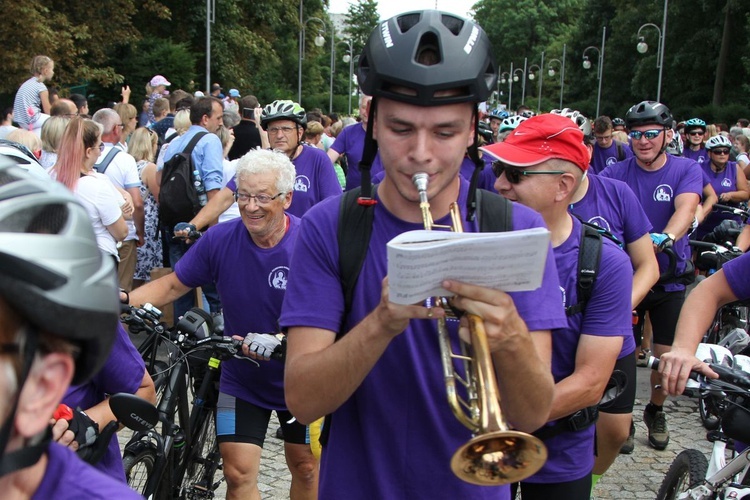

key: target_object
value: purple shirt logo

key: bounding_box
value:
[697,156,705,163]
[587,215,612,232]
[653,184,673,202]
[721,178,732,187]
[606,156,618,166]
[559,285,567,307]
[269,266,289,290]
[294,175,310,192]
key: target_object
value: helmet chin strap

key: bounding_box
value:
[0,328,50,477]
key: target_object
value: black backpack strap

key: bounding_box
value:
[93,147,120,174]
[476,189,512,233]
[338,184,378,329]
[566,223,602,317]
[182,131,208,156]
[616,141,625,162]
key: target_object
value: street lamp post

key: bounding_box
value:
[206,0,215,93]
[512,66,524,108]
[583,27,606,117]
[527,51,544,113]
[547,53,565,109]
[338,40,354,115]
[521,57,527,105]
[636,0,668,102]
[500,70,511,111]
[298,16,326,105]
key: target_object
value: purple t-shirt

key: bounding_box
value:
[226,145,341,218]
[63,323,145,483]
[600,155,703,291]
[33,442,142,499]
[723,251,750,300]
[329,123,384,191]
[590,141,633,175]
[526,217,632,484]
[684,146,708,166]
[279,178,567,499]
[176,216,299,409]
[696,160,742,240]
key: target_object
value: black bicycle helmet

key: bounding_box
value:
[357,10,497,106]
[625,100,673,129]
[260,100,307,130]
[0,159,119,384]
[612,117,626,128]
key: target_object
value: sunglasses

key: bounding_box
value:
[710,148,730,155]
[629,129,664,140]
[688,131,704,136]
[492,161,566,183]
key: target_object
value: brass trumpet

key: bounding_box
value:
[412,172,547,486]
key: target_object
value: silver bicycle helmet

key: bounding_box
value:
[260,100,307,130]
[0,159,119,384]
[499,115,527,132]
[551,108,592,137]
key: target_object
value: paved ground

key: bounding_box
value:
[118,361,711,499]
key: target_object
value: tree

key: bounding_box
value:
[344,0,379,59]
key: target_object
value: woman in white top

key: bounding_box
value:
[50,118,127,265]
[13,56,54,134]
[735,134,750,179]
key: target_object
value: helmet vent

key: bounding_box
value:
[415,32,441,66]
[396,13,422,33]
[0,203,68,235]
[440,14,464,35]
[0,171,19,188]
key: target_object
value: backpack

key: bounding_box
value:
[159,132,208,228]
[93,148,121,175]
[615,141,626,162]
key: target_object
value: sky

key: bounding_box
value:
[327,0,476,20]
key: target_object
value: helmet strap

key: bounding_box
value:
[0,328,49,478]
[357,98,379,205]
[465,106,482,223]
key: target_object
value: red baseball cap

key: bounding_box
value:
[481,114,589,172]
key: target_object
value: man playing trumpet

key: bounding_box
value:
[280,10,567,499]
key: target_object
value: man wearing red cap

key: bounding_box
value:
[482,113,633,499]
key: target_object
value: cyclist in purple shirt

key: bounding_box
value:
[600,101,703,451]
[484,113,632,499]
[0,161,139,498]
[129,149,317,499]
[683,118,709,166]
[590,116,633,174]
[280,11,566,500]
[695,134,749,240]
[327,95,385,191]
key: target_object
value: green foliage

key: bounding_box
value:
[345,0,380,57]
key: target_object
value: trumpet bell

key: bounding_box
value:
[450,430,547,486]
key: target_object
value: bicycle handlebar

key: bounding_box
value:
[648,355,750,392]
[712,203,750,220]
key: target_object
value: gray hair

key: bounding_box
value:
[235,149,296,194]
[92,108,120,135]
[223,110,241,129]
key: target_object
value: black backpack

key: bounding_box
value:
[159,132,208,228]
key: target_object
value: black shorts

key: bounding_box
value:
[599,351,636,415]
[633,287,686,347]
[215,392,309,447]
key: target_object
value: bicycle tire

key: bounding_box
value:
[123,442,158,496]
[655,449,709,500]
[179,407,222,499]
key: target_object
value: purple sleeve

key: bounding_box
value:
[313,150,344,199]
[330,128,347,154]
[619,183,652,243]
[722,251,750,300]
[175,229,216,288]
[581,241,633,337]
[226,177,236,192]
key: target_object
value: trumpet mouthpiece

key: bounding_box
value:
[412,172,429,194]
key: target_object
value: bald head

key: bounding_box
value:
[50,99,77,117]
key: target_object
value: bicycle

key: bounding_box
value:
[121,306,238,499]
[650,348,750,499]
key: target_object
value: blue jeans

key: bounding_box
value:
[164,226,222,319]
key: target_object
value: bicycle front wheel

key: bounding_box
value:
[123,442,158,496]
[656,449,709,500]
[179,408,222,499]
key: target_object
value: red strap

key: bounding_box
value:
[53,404,74,421]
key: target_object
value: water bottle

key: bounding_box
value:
[193,169,208,206]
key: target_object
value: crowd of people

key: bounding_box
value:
[2,7,749,499]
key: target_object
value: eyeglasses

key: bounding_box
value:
[689,131,704,136]
[233,191,286,204]
[710,148,730,155]
[267,125,297,134]
[594,135,612,141]
[492,162,566,184]
[629,129,664,140]
[97,143,105,152]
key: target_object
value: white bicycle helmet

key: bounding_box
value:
[260,100,306,130]
[705,135,732,151]
[550,108,592,137]
[499,115,527,132]
[0,140,47,181]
